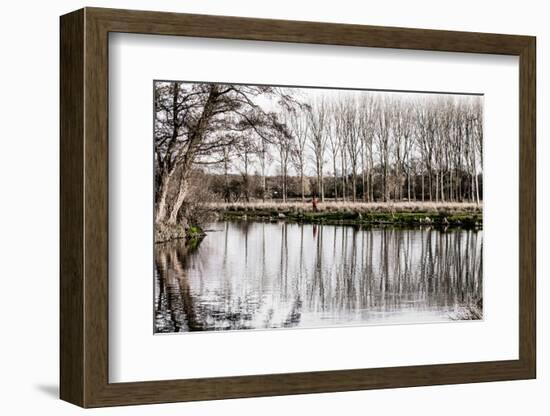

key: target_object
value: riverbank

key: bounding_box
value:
[212,201,482,228]
[155,222,206,244]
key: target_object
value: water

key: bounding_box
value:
[154,221,482,333]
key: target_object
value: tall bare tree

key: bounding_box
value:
[288,110,309,201]
[392,99,415,201]
[340,96,361,201]
[327,100,342,201]
[415,97,437,201]
[234,135,258,202]
[466,98,483,205]
[359,94,376,201]
[307,97,329,201]
[375,95,394,202]
[274,117,293,202]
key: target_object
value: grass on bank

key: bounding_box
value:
[209,201,482,214]
[209,201,482,228]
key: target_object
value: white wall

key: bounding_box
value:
[0,0,545,414]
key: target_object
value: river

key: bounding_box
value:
[154,221,482,333]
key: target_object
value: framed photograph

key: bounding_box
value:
[60,7,536,407]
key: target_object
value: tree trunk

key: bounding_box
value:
[369,171,374,202]
[435,170,439,202]
[341,151,347,202]
[362,171,366,202]
[316,159,321,200]
[471,173,475,203]
[449,169,453,202]
[167,173,188,224]
[412,172,417,201]
[301,169,305,202]
[155,171,173,223]
[365,167,370,203]
[283,163,288,202]
[333,158,338,202]
[352,171,357,202]
[261,144,267,201]
[407,168,411,201]
[474,172,480,205]
[224,151,230,202]
[320,163,325,202]
[421,173,425,202]
[458,168,462,202]
[441,170,445,202]
[384,163,388,202]
[400,170,404,201]
[428,169,433,201]
[243,153,249,202]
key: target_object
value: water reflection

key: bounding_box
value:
[155,222,482,333]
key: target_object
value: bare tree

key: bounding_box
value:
[234,135,258,202]
[154,81,296,225]
[274,116,293,202]
[220,137,234,202]
[432,97,448,202]
[258,137,272,201]
[375,95,394,202]
[327,100,342,201]
[438,97,460,202]
[392,99,414,201]
[333,101,348,201]
[340,96,361,201]
[473,99,483,204]
[415,97,437,202]
[288,109,309,201]
[359,94,376,201]
[466,98,483,205]
[307,97,329,201]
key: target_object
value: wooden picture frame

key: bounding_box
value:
[60,7,536,408]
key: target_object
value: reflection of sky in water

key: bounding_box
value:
[155,222,482,333]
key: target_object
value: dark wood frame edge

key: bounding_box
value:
[60,7,536,408]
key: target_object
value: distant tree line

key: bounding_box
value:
[154,81,483,226]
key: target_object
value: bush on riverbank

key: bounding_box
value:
[185,225,206,249]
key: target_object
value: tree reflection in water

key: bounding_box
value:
[154,221,482,333]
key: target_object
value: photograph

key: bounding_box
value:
[153,81,484,333]
[50,4,538,410]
